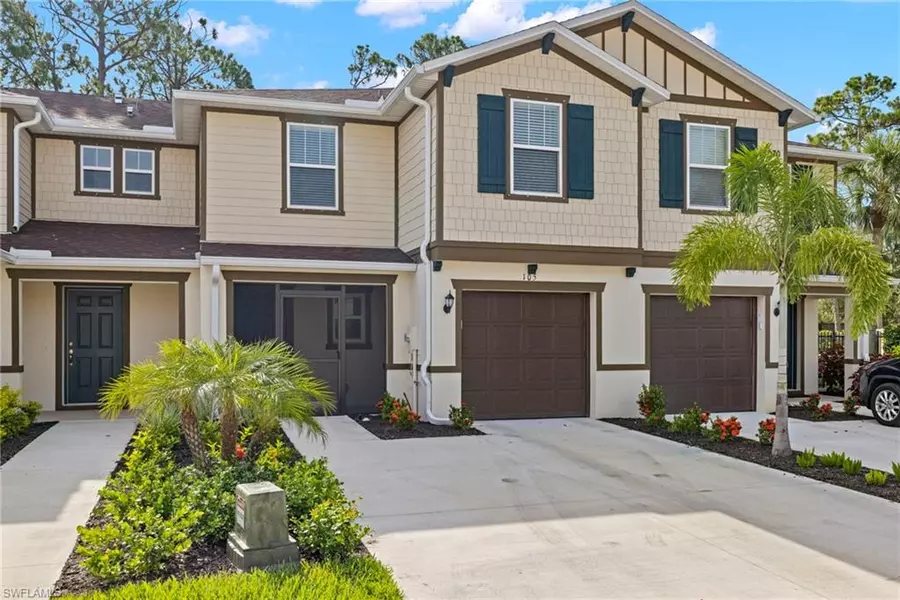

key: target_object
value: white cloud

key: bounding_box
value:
[293,79,330,89]
[184,9,270,54]
[356,0,459,29]
[312,80,329,89]
[450,0,611,42]
[275,0,321,7]
[689,22,717,47]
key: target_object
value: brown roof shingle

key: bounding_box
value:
[201,242,413,263]
[211,88,391,104]
[6,89,172,131]
[1,220,199,259]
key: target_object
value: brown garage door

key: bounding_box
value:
[461,291,588,419]
[649,296,755,413]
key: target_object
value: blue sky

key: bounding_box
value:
[121,1,900,140]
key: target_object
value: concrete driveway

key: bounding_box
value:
[288,417,900,600]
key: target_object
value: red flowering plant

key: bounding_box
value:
[449,402,474,430]
[389,398,420,430]
[376,392,400,422]
[757,417,776,445]
[705,416,742,442]
[235,444,246,460]
[800,393,821,412]
[812,403,833,421]
[842,395,860,416]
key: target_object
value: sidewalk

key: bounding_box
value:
[1,418,135,595]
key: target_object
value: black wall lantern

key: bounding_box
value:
[625,267,637,278]
[443,290,455,314]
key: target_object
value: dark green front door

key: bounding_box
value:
[65,288,125,406]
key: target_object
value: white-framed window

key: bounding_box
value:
[686,123,730,210]
[286,123,339,210]
[80,145,113,192]
[123,148,155,195]
[510,98,562,196]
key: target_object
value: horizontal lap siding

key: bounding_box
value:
[397,104,426,252]
[205,112,394,247]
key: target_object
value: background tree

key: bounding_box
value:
[397,33,467,69]
[672,144,891,457]
[0,0,84,90]
[348,33,468,88]
[130,14,253,101]
[843,132,900,251]
[44,0,182,96]
[348,44,397,89]
[808,74,900,150]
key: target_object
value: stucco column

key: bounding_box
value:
[802,296,819,395]
[0,266,24,390]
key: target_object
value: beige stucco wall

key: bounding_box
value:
[34,138,196,226]
[19,129,33,225]
[421,261,778,419]
[18,277,190,411]
[642,100,784,252]
[442,47,639,247]
[204,111,395,247]
[0,262,24,392]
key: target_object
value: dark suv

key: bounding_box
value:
[858,357,900,426]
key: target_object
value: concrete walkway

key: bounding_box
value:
[716,411,900,472]
[288,417,900,600]
[1,418,135,595]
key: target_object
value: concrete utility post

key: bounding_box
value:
[226,482,299,571]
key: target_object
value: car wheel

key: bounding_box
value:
[871,382,900,426]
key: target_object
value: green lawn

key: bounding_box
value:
[62,556,403,600]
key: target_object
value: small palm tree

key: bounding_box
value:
[101,338,334,467]
[843,132,900,251]
[673,144,892,458]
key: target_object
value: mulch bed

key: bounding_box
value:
[53,426,297,597]
[602,418,900,504]
[352,415,485,440]
[780,406,872,422]
[0,421,57,467]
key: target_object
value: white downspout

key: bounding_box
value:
[12,113,42,231]
[211,264,222,342]
[404,86,450,425]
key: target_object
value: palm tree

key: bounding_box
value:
[101,338,334,467]
[101,339,211,469]
[843,132,900,251]
[672,144,892,458]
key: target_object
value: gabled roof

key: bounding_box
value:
[3,89,171,131]
[787,141,870,165]
[563,0,818,128]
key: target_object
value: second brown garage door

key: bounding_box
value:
[461,291,588,419]
[649,296,755,413]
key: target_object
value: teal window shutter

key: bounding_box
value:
[478,94,506,193]
[734,127,758,151]
[659,119,684,208]
[566,103,594,199]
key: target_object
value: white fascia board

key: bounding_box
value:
[562,1,818,127]
[5,252,199,269]
[787,143,871,165]
[173,90,391,120]
[200,255,417,272]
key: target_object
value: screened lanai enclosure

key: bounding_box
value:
[232,283,386,415]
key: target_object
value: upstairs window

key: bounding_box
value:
[510,99,562,197]
[80,145,113,192]
[287,123,339,210]
[686,123,730,210]
[123,148,155,195]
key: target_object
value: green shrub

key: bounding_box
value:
[76,505,199,582]
[819,451,847,468]
[842,396,860,416]
[818,345,845,394]
[669,404,709,435]
[892,462,900,480]
[255,438,295,474]
[795,448,817,468]
[278,458,346,523]
[292,499,370,560]
[449,402,474,430]
[842,457,863,475]
[637,384,667,427]
[0,385,42,441]
[883,323,900,351]
[865,470,889,486]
